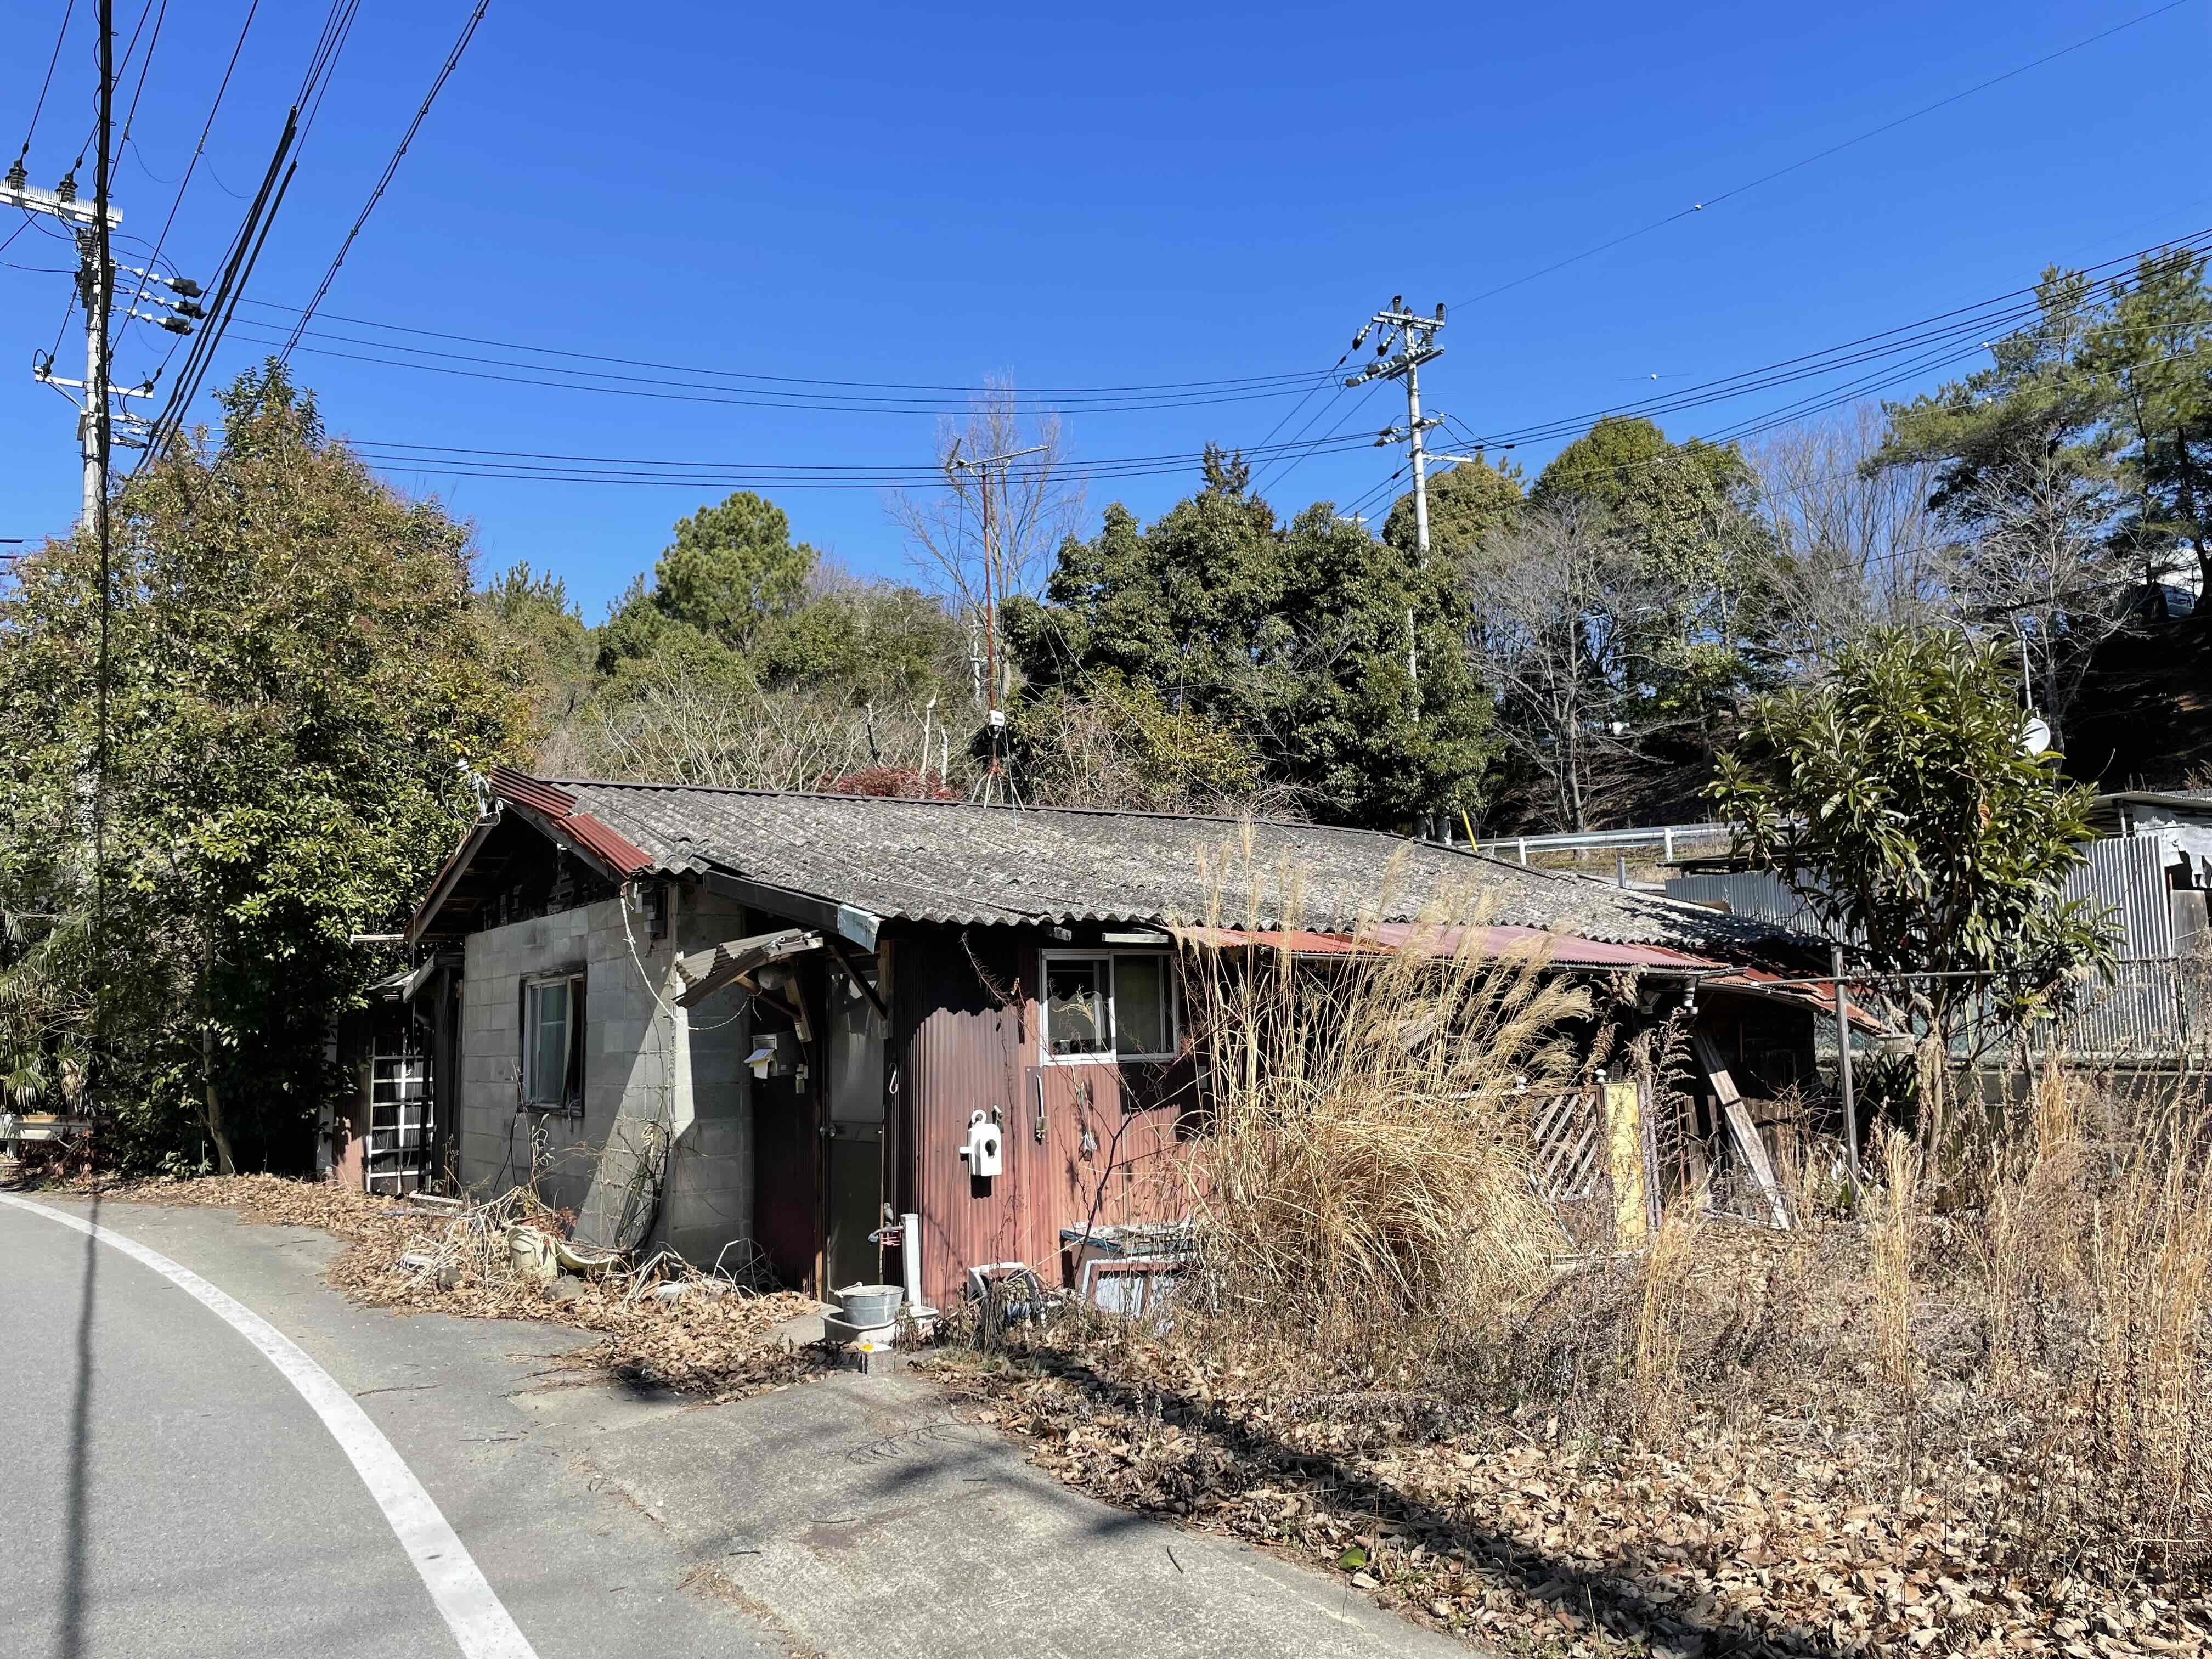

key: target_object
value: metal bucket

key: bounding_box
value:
[837,1283,903,1326]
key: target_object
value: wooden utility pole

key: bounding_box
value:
[947,441,1045,805]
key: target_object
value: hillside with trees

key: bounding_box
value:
[495,245,2211,836]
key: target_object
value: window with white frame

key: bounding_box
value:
[522,972,584,1112]
[1042,951,1178,1062]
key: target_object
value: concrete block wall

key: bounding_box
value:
[456,883,761,1266]
[659,885,760,1265]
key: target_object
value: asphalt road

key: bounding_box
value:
[0,1195,783,1659]
[1,1196,458,1657]
[0,1195,1457,1659]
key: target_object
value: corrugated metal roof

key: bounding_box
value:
[1181,924,1886,1026]
[1182,924,1722,971]
[488,769,1810,964]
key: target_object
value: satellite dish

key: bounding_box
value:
[2022,716,2052,756]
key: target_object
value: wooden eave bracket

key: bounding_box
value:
[822,931,888,1020]
[674,926,823,1011]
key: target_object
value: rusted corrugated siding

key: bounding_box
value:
[901,927,1028,1310]
[898,928,1191,1310]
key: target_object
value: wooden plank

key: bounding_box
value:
[1602,1081,1647,1246]
[674,927,822,1009]
[822,932,890,1020]
[1691,1032,1790,1228]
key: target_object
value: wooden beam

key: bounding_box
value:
[700,868,881,949]
[674,927,822,1010]
[1691,1031,1791,1228]
[821,932,888,1021]
[732,972,812,1042]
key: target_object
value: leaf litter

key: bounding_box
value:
[78,1174,821,1397]
[926,1311,2210,1659]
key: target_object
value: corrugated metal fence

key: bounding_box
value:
[1667,836,2196,1057]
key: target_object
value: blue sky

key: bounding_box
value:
[2,0,2205,619]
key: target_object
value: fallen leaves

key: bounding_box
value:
[82,1175,821,1397]
[929,1324,2212,1659]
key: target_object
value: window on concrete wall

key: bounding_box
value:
[1042,952,1178,1062]
[522,972,585,1113]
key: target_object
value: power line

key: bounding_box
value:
[1250,376,1396,500]
[116,0,260,359]
[138,0,361,460]
[219,316,1345,416]
[1452,228,2212,452]
[280,1,483,364]
[112,0,167,157]
[335,229,2198,502]
[249,223,2205,470]
[1447,1,2193,311]
[229,297,1339,397]
[345,422,1389,492]
[15,0,78,164]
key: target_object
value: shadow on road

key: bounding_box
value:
[58,1190,98,1659]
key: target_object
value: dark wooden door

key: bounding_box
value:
[823,961,888,1292]
[753,1065,819,1294]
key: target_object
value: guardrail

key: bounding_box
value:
[1476,821,1736,864]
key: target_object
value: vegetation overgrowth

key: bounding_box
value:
[5,232,2206,1170]
[934,927,2212,1656]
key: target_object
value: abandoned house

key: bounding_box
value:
[362,767,1840,1308]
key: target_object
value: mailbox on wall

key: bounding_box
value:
[958,1110,1003,1178]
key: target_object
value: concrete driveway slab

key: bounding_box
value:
[575,1370,1460,1658]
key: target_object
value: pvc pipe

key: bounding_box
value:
[899,1210,923,1308]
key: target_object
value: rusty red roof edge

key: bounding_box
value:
[407,770,655,940]
[488,765,579,819]
[489,766,652,878]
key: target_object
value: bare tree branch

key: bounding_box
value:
[885,379,1083,708]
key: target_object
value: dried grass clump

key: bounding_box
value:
[1631,1196,1705,1432]
[1869,1123,1922,1404]
[1177,865,1586,1355]
[1976,1066,2212,1578]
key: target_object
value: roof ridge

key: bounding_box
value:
[549,774,1430,843]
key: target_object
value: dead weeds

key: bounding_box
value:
[926,1205,2210,1659]
[72,1173,821,1397]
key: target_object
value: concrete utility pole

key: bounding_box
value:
[1346,297,1447,834]
[1345,296,1447,560]
[4,132,202,527]
[2,163,123,534]
[2,202,201,533]
[946,441,1045,806]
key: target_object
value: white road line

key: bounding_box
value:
[2,1194,541,1659]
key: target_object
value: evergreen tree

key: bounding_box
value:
[0,363,522,1170]
[651,490,819,650]
[1005,447,1495,827]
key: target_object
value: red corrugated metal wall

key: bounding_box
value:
[895,928,1190,1310]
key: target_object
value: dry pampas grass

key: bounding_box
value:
[1177,862,1588,1355]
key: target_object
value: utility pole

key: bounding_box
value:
[1346,296,1447,835]
[947,441,1045,806]
[3,164,120,534]
[1345,296,1447,559]
[4,178,200,536]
